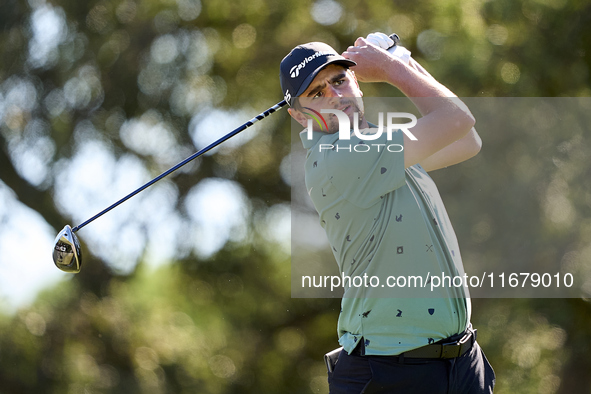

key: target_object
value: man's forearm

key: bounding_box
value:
[382,57,471,123]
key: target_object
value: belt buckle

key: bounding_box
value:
[441,331,472,358]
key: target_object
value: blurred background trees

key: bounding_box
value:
[1,0,590,392]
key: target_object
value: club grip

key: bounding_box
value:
[386,33,410,64]
[388,33,401,46]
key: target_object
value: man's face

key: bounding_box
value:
[290,64,365,134]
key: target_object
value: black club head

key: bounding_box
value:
[52,225,82,273]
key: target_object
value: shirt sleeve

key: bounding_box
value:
[326,128,406,208]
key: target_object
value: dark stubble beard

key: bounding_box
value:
[325,98,365,134]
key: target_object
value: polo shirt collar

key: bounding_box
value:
[300,130,326,150]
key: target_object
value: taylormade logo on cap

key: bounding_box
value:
[289,51,332,78]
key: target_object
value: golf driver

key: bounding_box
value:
[52,33,405,273]
[52,100,287,273]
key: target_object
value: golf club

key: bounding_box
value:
[52,33,404,274]
[52,100,287,273]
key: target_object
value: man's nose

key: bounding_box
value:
[325,85,342,99]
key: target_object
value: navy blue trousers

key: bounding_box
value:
[328,342,495,393]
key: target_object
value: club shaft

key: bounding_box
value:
[72,100,288,233]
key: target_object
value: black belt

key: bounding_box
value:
[351,328,477,359]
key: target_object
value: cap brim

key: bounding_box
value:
[294,58,357,100]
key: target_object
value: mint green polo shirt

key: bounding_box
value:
[300,126,471,356]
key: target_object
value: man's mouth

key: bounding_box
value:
[337,103,357,115]
[340,105,352,113]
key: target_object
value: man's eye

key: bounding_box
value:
[313,91,323,98]
[334,79,344,86]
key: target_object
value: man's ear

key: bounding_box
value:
[288,107,308,128]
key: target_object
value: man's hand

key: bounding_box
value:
[342,37,406,83]
[366,32,412,65]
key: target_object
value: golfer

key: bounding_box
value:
[280,33,495,393]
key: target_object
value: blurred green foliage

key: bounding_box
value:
[1,0,591,392]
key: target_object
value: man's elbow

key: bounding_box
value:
[468,128,482,158]
[459,111,476,137]
[449,108,476,142]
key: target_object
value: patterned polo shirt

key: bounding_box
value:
[300,126,471,356]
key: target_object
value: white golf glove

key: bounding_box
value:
[365,32,411,64]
